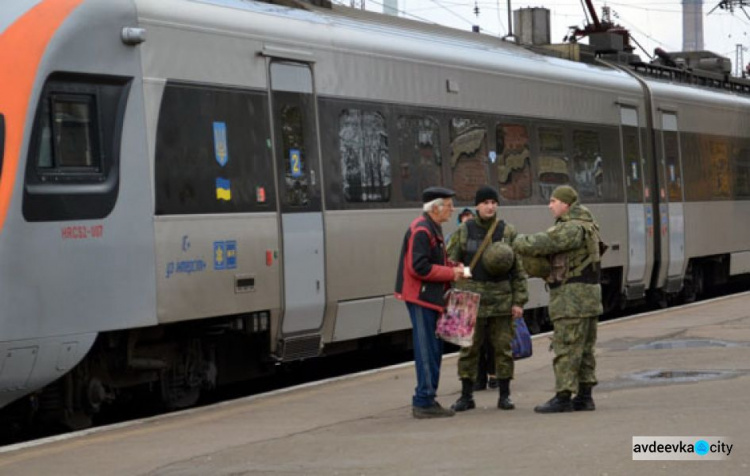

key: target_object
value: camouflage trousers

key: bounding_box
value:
[458,315,514,381]
[552,316,598,394]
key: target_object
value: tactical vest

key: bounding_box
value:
[463,219,508,283]
[548,219,602,287]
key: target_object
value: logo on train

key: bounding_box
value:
[213,121,229,167]
[214,240,237,270]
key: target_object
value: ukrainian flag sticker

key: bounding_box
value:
[216,177,231,201]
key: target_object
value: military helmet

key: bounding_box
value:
[482,242,515,276]
[522,255,551,279]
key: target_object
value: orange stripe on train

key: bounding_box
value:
[0,0,84,233]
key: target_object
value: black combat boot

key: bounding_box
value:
[534,392,573,413]
[497,378,515,410]
[572,384,595,411]
[451,379,476,412]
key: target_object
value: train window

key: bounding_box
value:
[496,124,531,201]
[571,130,603,199]
[537,127,569,201]
[339,109,391,203]
[396,115,442,202]
[734,150,750,199]
[278,104,310,207]
[42,95,101,172]
[155,83,275,214]
[34,94,101,176]
[450,118,488,203]
[621,126,643,203]
[662,131,683,201]
[23,74,131,221]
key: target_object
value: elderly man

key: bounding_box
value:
[513,185,604,413]
[395,187,465,419]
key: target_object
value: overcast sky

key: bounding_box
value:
[340,0,750,74]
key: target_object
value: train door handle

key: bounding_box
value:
[316,280,320,292]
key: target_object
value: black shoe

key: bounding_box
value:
[412,402,456,419]
[572,384,596,411]
[572,395,595,411]
[534,393,573,414]
[497,396,515,410]
[497,379,514,410]
[451,395,476,412]
[488,377,499,389]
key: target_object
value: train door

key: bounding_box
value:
[660,112,686,291]
[268,61,326,346]
[619,106,648,297]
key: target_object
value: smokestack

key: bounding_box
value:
[682,0,704,51]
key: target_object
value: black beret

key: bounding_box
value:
[422,186,456,203]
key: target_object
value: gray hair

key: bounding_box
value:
[423,198,445,213]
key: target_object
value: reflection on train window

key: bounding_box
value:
[572,130,603,199]
[397,115,441,202]
[537,127,568,201]
[662,130,683,201]
[496,124,531,201]
[622,126,643,203]
[339,109,391,202]
[709,139,732,199]
[735,150,750,199]
[280,104,309,207]
[450,118,488,202]
[36,95,100,173]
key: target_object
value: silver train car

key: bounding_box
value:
[1,0,749,428]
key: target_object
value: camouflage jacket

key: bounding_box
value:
[513,203,603,320]
[449,214,528,318]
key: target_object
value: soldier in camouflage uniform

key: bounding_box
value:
[449,186,528,412]
[513,185,603,413]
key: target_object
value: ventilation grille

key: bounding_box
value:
[280,335,322,361]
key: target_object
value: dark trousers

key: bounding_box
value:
[407,303,444,408]
[477,338,495,383]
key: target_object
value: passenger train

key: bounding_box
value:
[1,0,749,430]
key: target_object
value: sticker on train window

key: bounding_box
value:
[213,121,228,167]
[216,177,231,201]
[290,148,302,178]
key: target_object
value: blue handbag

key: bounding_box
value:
[511,317,533,360]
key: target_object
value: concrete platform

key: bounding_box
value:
[2,293,750,475]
